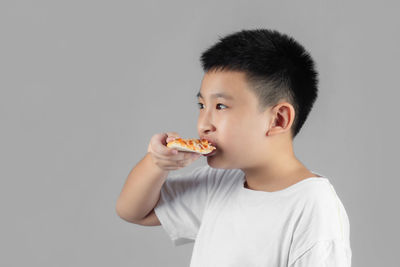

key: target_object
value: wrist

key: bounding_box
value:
[146,152,169,180]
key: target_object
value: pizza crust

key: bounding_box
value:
[166,138,216,154]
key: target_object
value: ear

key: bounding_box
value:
[266,102,295,136]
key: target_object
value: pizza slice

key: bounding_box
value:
[166,138,217,155]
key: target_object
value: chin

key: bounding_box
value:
[206,155,222,168]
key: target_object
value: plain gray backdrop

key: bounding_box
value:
[1,0,398,266]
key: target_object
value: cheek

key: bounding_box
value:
[219,118,259,152]
[230,118,265,151]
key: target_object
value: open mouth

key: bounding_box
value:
[200,138,218,156]
[203,149,217,157]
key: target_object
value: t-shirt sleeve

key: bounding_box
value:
[154,165,211,246]
[288,181,352,266]
[289,239,352,267]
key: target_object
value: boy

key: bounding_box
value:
[116,28,352,266]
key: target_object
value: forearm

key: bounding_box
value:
[116,152,169,222]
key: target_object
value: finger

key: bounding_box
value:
[166,132,180,138]
[191,153,201,161]
[153,133,179,156]
[166,132,181,143]
[156,154,197,168]
[154,150,196,162]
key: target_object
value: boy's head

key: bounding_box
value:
[196,29,319,169]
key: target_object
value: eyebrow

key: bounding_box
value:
[196,91,234,100]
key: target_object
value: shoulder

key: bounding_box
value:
[297,178,348,223]
[289,178,351,264]
[301,178,340,210]
[292,178,351,245]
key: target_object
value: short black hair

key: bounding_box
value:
[200,28,318,139]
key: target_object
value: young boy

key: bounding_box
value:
[116,28,352,266]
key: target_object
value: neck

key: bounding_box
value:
[241,142,315,192]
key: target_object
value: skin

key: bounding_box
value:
[196,70,319,192]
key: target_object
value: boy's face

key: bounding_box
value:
[197,70,274,169]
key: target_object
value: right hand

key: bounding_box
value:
[147,132,201,171]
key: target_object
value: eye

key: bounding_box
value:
[197,103,227,110]
[216,103,227,110]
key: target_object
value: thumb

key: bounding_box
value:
[166,132,180,143]
[158,132,169,145]
[148,133,168,153]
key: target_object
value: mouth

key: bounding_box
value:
[199,138,218,156]
[208,142,217,149]
[203,149,217,157]
[201,138,217,149]
[205,144,218,156]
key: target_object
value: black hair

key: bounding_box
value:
[200,28,318,139]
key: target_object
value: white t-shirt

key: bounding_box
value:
[154,165,352,267]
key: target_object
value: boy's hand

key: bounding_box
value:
[147,132,201,171]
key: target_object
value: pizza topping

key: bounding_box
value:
[166,138,216,154]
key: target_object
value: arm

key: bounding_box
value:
[116,152,168,223]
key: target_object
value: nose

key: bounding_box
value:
[197,112,215,136]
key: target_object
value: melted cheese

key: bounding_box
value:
[167,138,216,154]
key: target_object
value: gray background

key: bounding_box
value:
[1,0,398,266]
